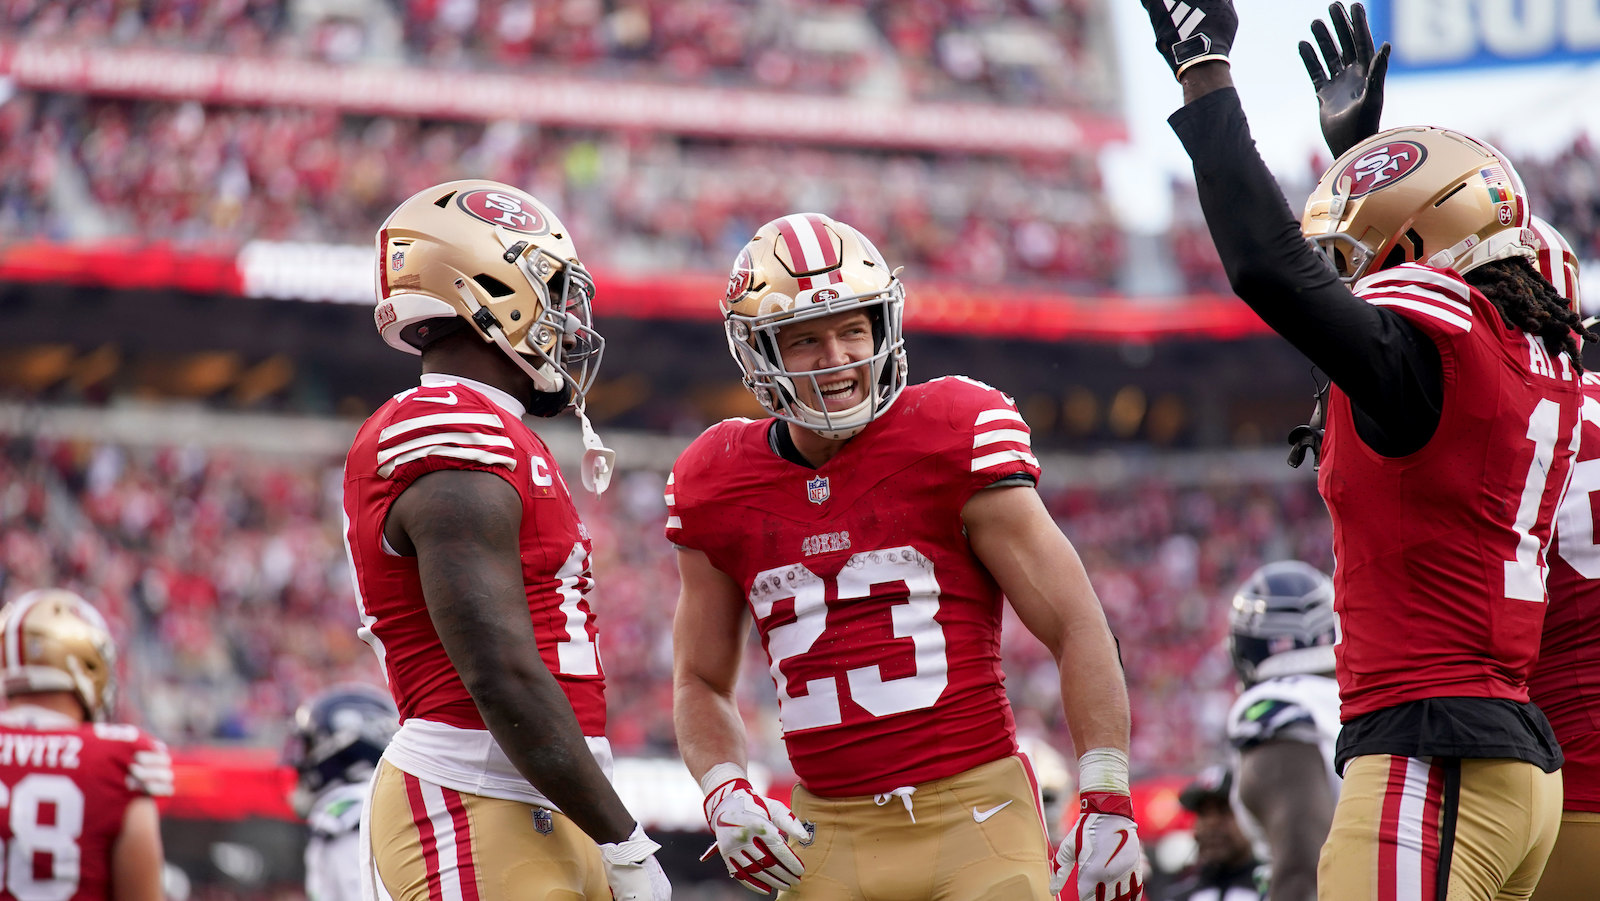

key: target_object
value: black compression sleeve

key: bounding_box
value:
[1168,88,1443,454]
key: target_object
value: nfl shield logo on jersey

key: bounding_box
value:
[807,475,830,505]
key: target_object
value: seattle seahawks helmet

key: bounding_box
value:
[1228,561,1337,686]
[284,683,398,814]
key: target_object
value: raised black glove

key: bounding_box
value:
[1142,0,1238,79]
[1300,2,1391,158]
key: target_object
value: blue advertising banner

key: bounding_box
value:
[1366,0,1600,72]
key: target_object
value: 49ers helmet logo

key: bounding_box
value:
[457,189,550,235]
[1340,141,1428,198]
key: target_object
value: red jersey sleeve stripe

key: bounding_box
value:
[1358,284,1473,319]
[378,446,519,479]
[975,408,1025,426]
[379,412,504,443]
[972,449,1040,472]
[974,428,1031,449]
[1355,265,1471,300]
[1366,298,1473,332]
[377,431,515,468]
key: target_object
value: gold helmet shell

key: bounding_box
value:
[374,180,603,404]
[0,589,116,721]
[722,213,908,439]
[1302,126,1535,283]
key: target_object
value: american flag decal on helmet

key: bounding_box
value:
[807,475,830,505]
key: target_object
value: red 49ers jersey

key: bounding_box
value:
[343,376,606,735]
[1320,264,1582,721]
[667,377,1041,797]
[0,708,172,901]
[1535,371,1600,811]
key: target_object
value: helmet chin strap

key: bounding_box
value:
[453,280,615,494]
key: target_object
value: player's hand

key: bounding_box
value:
[599,824,672,901]
[1052,792,1143,901]
[1141,0,1238,79]
[1300,2,1391,158]
[702,777,809,894]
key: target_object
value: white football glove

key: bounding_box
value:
[599,824,672,901]
[701,774,809,894]
[1052,791,1143,901]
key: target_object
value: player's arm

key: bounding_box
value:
[672,546,808,894]
[1236,740,1335,901]
[386,468,637,844]
[110,797,164,901]
[963,484,1141,901]
[671,547,753,780]
[963,485,1128,753]
[1142,2,1442,452]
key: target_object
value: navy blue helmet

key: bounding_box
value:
[1228,561,1337,686]
[285,683,398,804]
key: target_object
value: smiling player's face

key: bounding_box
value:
[776,310,875,413]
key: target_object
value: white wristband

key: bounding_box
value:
[1077,747,1130,795]
[699,762,749,797]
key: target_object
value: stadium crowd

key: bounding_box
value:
[0,91,1121,289]
[0,429,1330,777]
[5,0,1115,108]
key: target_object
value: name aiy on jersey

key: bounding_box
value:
[667,377,1040,797]
[1226,674,1341,859]
[0,707,171,901]
[1320,264,1581,721]
[343,375,613,806]
[1537,369,1600,811]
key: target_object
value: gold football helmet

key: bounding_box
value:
[723,213,908,439]
[374,180,603,409]
[1302,126,1536,283]
[0,589,116,721]
[1530,215,1582,314]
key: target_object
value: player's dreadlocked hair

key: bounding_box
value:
[1464,256,1595,372]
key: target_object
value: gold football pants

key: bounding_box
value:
[1318,756,1561,901]
[783,753,1054,901]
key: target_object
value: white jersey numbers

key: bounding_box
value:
[1556,394,1600,578]
[750,547,949,734]
[1505,398,1566,602]
[0,774,85,901]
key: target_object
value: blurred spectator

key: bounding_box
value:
[1165,766,1263,901]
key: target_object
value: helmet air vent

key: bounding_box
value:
[433,191,457,208]
[473,274,516,298]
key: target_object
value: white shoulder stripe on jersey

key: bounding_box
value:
[664,492,676,506]
[974,429,1032,449]
[1361,286,1472,319]
[379,412,503,442]
[1355,265,1471,302]
[1367,298,1472,332]
[377,431,514,467]
[971,449,1040,472]
[975,408,1025,426]
[377,446,519,479]
[666,515,683,529]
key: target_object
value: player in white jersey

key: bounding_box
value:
[285,685,399,901]
[1224,562,1342,901]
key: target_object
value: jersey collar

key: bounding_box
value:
[420,373,525,420]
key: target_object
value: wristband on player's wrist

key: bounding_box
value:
[699,761,750,797]
[1077,747,1131,795]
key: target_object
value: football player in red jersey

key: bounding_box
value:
[1144,1,1592,898]
[667,213,1141,900]
[0,588,172,901]
[345,180,669,901]
[1297,10,1596,898]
